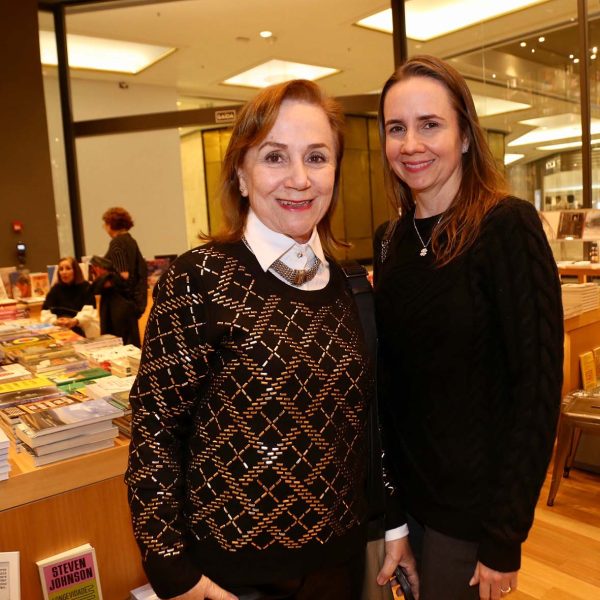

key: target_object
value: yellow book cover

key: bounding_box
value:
[0,375,54,396]
[579,351,597,390]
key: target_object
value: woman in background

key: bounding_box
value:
[373,55,563,600]
[41,256,98,337]
[94,207,147,346]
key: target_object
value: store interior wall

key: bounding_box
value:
[0,1,60,273]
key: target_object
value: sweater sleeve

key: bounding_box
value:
[125,255,214,598]
[475,199,563,571]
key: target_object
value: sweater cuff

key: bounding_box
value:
[477,534,521,573]
[143,551,203,600]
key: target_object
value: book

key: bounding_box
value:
[130,582,159,599]
[8,271,31,300]
[0,551,20,599]
[19,398,123,439]
[48,329,85,345]
[16,423,118,456]
[0,394,77,429]
[0,375,54,395]
[0,363,30,384]
[37,543,102,600]
[21,437,116,466]
[579,351,597,391]
[26,355,89,376]
[48,367,110,386]
[557,211,585,239]
[13,418,114,448]
[0,386,63,411]
[593,347,600,384]
[29,272,50,297]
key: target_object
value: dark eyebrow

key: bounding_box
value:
[385,114,445,127]
[256,142,332,151]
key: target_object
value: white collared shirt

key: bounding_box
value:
[244,209,330,290]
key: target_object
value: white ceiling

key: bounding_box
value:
[37,0,600,165]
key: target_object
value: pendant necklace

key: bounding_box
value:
[412,213,443,257]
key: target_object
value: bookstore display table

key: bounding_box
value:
[558,263,600,283]
[0,438,146,599]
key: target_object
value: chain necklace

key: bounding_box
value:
[242,237,321,286]
[412,213,443,257]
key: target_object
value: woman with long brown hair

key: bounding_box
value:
[373,56,563,600]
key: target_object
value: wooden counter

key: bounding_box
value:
[563,307,600,394]
[0,439,146,599]
[558,264,600,283]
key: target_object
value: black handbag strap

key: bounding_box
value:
[341,261,385,538]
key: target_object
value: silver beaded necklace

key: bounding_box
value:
[412,213,443,257]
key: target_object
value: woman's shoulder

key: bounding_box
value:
[485,196,539,225]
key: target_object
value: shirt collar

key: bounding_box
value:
[244,209,327,272]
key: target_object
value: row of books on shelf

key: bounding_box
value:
[0,544,159,600]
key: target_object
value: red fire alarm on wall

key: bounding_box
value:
[11,220,23,233]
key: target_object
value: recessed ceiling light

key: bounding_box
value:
[531,48,536,53]
[539,36,546,42]
[574,58,580,63]
[222,59,338,89]
[39,30,175,74]
[260,31,273,38]
[492,73,497,78]
[520,41,527,47]
[593,46,598,53]
[569,54,574,59]
[472,94,530,117]
[504,153,524,165]
[355,1,549,41]
[592,54,597,60]
[509,113,600,146]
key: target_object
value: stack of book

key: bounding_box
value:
[561,283,600,318]
[109,390,132,437]
[0,427,9,481]
[0,362,31,384]
[76,343,140,372]
[84,374,135,400]
[0,299,18,321]
[0,375,62,411]
[131,582,159,600]
[48,367,111,392]
[15,398,123,466]
[0,394,80,435]
[24,353,89,376]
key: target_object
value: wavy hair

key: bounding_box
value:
[378,55,507,266]
[57,256,85,285]
[204,79,347,255]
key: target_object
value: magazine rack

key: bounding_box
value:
[547,391,600,505]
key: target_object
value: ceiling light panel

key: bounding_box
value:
[504,153,524,165]
[508,113,600,146]
[356,0,549,41]
[39,31,175,74]
[472,94,530,117]
[222,59,338,89]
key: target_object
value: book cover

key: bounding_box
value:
[0,387,63,411]
[0,551,20,599]
[130,582,159,600]
[0,376,54,395]
[48,367,110,387]
[592,347,600,383]
[557,211,585,239]
[19,398,123,438]
[0,275,7,301]
[28,356,89,376]
[48,330,85,345]
[29,272,50,297]
[0,364,30,384]
[0,334,54,351]
[37,544,102,600]
[8,271,31,300]
[579,351,597,391]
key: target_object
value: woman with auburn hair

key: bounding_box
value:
[126,79,376,600]
[41,256,98,337]
[372,55,564,600]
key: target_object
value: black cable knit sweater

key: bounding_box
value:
[126,241,373,599]
[374,197,563,572]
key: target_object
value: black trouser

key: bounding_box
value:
[228,551,365,600]
[408,514,479,600]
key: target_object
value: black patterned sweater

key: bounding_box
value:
[374,198,564,573]
[125,241,373,599]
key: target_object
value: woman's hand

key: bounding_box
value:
[169,575,238,600]
[56,316,78,329]
[469,561,518,600]
[376,537,420,599]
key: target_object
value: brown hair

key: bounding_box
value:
[205,79,347,255]
[102,207,134,231]
[57,256,85,285]
[378,55,507,266]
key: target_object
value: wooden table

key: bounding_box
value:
[0,438,147,599]
[558,264,600,283]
